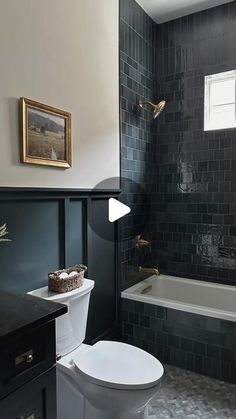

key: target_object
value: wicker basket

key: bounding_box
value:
[48,264,87,293]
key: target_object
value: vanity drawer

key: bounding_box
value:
[0,366,56,419]
[0,321,55,399]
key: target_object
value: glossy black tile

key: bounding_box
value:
[122,298,236,383]
[120,0,158,290]
[155,3,236,285]
[120,0,236,289]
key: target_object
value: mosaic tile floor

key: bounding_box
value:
[147,365,236,419]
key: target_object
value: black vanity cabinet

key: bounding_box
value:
[0,367,56,419]
[0,291,67,419]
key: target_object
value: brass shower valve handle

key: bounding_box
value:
[135,235,151,249]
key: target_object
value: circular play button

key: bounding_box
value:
[108,198,131,222]
[89,177,150,242]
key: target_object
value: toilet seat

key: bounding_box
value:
[72,340,164,390]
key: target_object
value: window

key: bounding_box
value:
[204,70,236,131]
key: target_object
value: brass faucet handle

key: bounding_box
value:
[135,235,151,248]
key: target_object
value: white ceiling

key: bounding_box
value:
[135,0,233,23]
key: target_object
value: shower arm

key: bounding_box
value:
[139,101,155,109]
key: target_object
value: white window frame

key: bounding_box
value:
[204,69,236,131]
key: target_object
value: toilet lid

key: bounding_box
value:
[73,341,164,390]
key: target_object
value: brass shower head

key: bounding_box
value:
[139,100,166,119]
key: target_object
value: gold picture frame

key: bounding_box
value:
[20,97,72,168]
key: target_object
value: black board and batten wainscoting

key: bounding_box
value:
[0,187,121,344]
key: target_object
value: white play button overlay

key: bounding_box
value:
[109,198,131,222]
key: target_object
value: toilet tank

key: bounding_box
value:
[28,278,94,356]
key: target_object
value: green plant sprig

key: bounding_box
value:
[0,223,11,242]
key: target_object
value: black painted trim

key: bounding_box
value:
[0,187,121,199]
[59,199,66,268]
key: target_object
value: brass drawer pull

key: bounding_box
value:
[24,353,34,364]
[15,349,34,366]
[17,414,34,419]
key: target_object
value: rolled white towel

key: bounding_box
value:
[69,271,78,277]
[59,272,69,279]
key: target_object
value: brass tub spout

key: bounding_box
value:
[139,266,159,276]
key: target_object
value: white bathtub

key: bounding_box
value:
[121,274,236,322]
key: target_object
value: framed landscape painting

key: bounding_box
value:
[20,97,71,168]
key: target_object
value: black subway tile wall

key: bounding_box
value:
[119,0,236,383]
[120,0,236,288]
[120,0,158,290]
[121,298,236,384]
[156,2,236,284]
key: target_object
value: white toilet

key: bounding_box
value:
[29,278,164,419]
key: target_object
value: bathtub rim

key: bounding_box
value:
[121,274,236,322]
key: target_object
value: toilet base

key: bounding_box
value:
[57,367,156,419]
[84,400,149,419]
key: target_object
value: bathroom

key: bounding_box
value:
[0,0,236,417]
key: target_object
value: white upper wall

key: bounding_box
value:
[0,0,119,189]
[136,0,233,23]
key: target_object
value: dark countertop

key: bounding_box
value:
[0,290,67,345]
